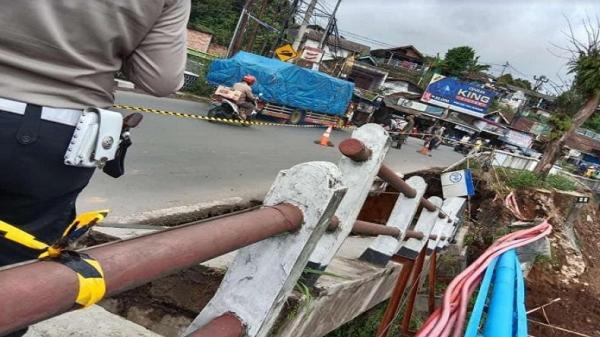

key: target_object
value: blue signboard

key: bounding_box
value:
[421,74,496,117]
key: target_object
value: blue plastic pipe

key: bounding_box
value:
[482,249,517,337]
[514,251,528,337]
[463,257,498,337]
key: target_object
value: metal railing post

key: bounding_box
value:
[183,161,347,337]
[376,196,442,337]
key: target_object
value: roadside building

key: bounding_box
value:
[289,25,370,62]
[565,129,600,166]
[186,28,227,57]
[369,45,425,71]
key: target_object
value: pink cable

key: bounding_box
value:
[419,224,551,336]
[415,221,551,337]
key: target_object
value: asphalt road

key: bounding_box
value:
[78,91,463,219]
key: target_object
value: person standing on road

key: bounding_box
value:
[430,126,446,150]
[233,75,258,120]
[0,2,190,334]
[395,115,415,149]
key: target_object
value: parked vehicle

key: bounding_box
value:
[207,52,354,127]
[207,85,265,123]
[350,89,384,126]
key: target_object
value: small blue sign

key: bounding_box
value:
[441,169,475,198]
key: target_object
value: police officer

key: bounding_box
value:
[0,2,190,333]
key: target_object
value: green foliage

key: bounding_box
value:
[545,174,577,191]
[497,169,577,191]
[503,170,545,189]
[244,0,294,54]
[582,112,600,133]
[496,73,532,90]
[442,46,490,78]
[568,43,600,97]
[190,0,293,55]
[190,0,244,46]
[185,56,215,97]
[325,302,387,337]
[554,89,586,117]
[548,112,573,140]
[463,233,476,246]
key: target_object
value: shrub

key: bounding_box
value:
[497,169,578,192]
[545,174,577,191]
[503,170,544,189]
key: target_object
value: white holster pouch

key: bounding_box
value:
[64,108,123,168]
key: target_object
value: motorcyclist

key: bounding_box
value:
[233,75,257,120]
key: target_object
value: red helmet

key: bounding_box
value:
[243,74,256,85]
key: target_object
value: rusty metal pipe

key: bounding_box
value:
[377,256,414,337]
[428,252,438,315]
[339,138,448,218]
[186,313,244,337]
[327,216,340,231]
[401,248,427,333]
[351,220,400,237]
[0,204,303,336]
[338,138,417,199]
[378,164,417,199]
[404,230,425,240]
[338,138,372,162]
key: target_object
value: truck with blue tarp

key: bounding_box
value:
[207,51,355,127]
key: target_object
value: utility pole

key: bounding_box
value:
[227,0,257,57]
[270,0,300,56]
[245,0,269,52]
[318,0,342,49]
[292,0,318,51]
[533,75,549,92]
[499,61,509,77]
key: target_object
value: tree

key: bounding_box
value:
[496,74,533,91]
[442,46,490,78]
[190,0,244,46]
[582,111,600,132]
[534,18,600,177]
[189,0,294,55]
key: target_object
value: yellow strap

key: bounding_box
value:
[0,214,108,308]
[60,210,109,240]
[51,252,106,308]
[0,221,49,251]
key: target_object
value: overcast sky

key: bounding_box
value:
[318,0,600,93]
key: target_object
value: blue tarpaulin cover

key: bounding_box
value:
[207,51,354,116]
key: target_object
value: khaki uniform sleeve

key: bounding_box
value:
[244,86,255,101]
[123,0,190,96]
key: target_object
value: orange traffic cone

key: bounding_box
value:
[419,141,430,155]
[314,126,334,147]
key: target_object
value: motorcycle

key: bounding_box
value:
[207,86,265,124]
[453,142,472,155]
[386,118,408,149]
[453,136,474,155]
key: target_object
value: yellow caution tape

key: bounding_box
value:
[0,220,49,251]
[0,211,109,307]
[53,252,106,308]
[113,104,356,130]
[59,210,109,245]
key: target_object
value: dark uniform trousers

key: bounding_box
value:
[0,106,95,266]
[1,107,95,336]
